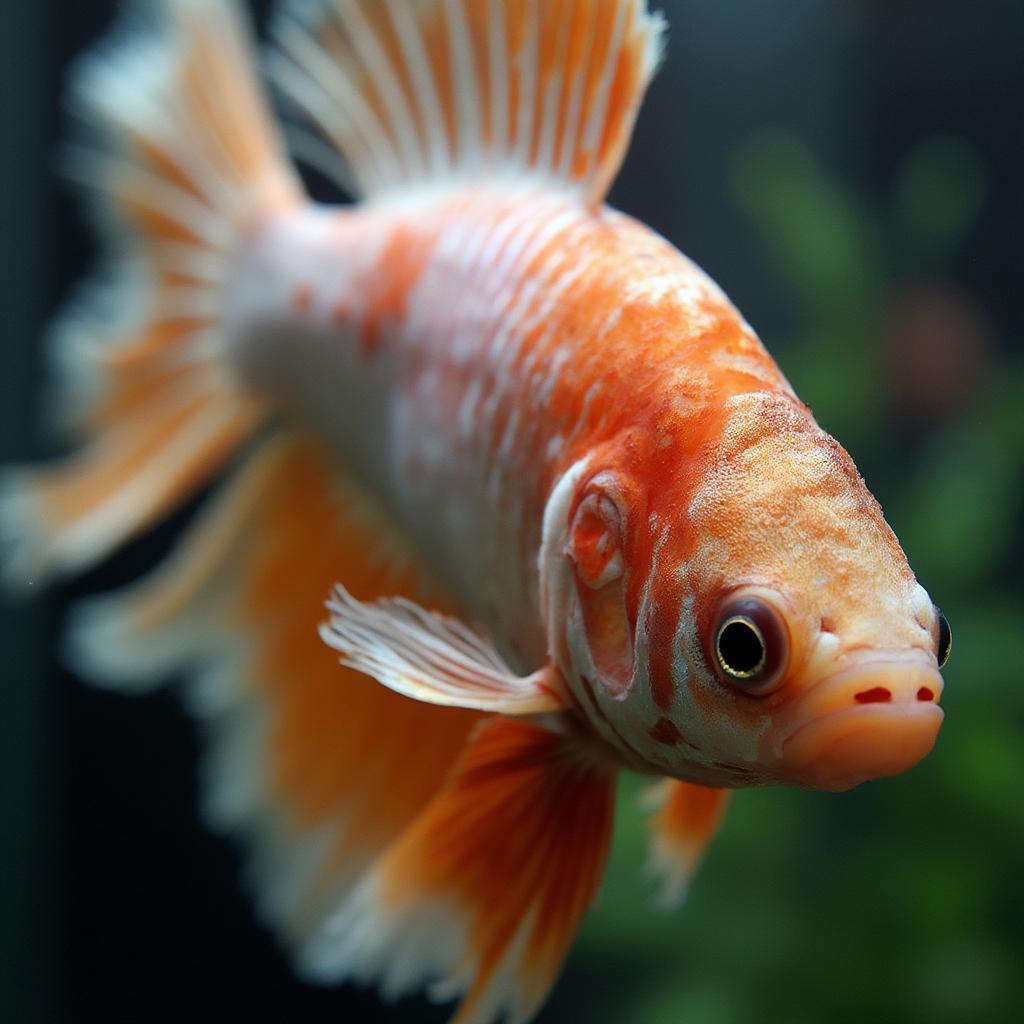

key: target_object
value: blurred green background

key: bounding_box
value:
[2,1,1022,1022]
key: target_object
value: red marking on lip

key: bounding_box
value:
[854,686,892,704]
[916,687,935,702]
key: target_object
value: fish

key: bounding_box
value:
[1,1,953,1021]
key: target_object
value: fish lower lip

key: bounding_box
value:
[779,703,944,792]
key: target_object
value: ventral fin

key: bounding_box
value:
[644,779,730,910]
[269,0,665,205]
[301,717,617,1024]
[320,585,568,714]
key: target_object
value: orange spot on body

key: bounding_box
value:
[360,225,431,358]
[291,283,313,316]
[648,717,683,746]
[331,297,352,326]
[357,321,377,356]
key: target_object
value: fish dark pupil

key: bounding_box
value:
[936,608,952,668]
[717,619,766,677]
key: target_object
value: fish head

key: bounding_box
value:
[548,391,948,791]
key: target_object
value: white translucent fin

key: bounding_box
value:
[0,0,301,586]
[64,431,294,691]
[301,717,617,1024]
[643,779,730,910]
[320,585,567,713]
[268,0,665,204]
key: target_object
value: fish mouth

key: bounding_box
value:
[768,651,945,792]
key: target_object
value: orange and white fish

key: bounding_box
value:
[3,1,952,1021]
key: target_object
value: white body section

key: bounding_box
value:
[224,190,605,668]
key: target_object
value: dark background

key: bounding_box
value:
[2,2,1022,1022]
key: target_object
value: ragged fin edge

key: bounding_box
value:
[320,584,568,714]
[63,430,297,693]
[643,778,730,910]
[0,0,301,587]
[301,717,617,1024]
[267,0,666,205]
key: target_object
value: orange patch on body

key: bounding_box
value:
[358,225,432,358]
[330,296,352,326]
[291,282,313,316]
[648,717,683,746]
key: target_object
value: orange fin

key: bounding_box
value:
[268,0,665,205]
[68,430,482,944]
[302,717,616,1024]
[0,0,299,585]
[644,779,730,910]
[320,586,568,714]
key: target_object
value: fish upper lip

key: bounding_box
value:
[765,649,945,770]
[782,650,942,719]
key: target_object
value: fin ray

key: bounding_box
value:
[71,430,483,944]
[1,0,301,587]
[269,0,665,204]
[321,585,568,714]
[302,717,616,1024]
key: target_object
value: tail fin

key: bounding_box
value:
[1,0,301,584]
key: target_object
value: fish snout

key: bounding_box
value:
[770,652,945,791]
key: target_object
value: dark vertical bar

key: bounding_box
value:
[0,2,53,1022]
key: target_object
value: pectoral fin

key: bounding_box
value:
[644,779,730,910]
[320,585,568,715]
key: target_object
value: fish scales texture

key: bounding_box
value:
[230,188,782,667]
[2,1,952,1022]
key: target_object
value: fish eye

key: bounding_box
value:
[936,606,952,668]
[712,597,787,694]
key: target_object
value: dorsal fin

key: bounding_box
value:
[268,0,665,204]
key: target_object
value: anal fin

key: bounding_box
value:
[67,429,483,945]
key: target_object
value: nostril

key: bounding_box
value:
[917,687,935,702]
[854,687,892,704]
